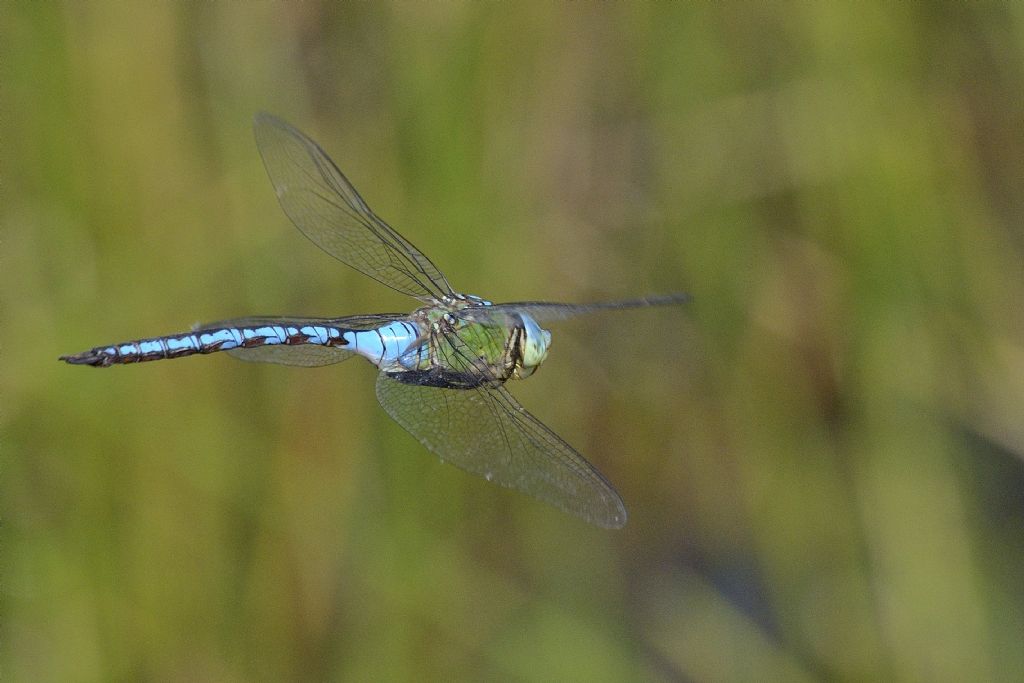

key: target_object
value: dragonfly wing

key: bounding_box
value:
[195,314,410,367]
[457,293,691,325]
[225,345,354,367]
[253,112,453,300]
[375,372,627,528]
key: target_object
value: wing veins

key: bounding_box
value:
[254,112,453,299]
[304,183,446,299]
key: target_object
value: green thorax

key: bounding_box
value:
[411,297,519,382]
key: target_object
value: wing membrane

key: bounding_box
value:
[457,293,690,325]
[375,372,627,528]
[226,345,354,367]
[253,112,453,299]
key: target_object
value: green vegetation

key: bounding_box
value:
[5,3,1024,680]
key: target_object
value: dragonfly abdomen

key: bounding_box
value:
[344,321,421,367]
[61,323,353,367]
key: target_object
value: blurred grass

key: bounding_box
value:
[4,2,1024,681]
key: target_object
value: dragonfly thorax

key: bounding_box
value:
[404,296,552,384]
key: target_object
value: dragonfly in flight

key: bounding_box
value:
[61,113,688,528]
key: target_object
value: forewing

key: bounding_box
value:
[457,293,691,325]
[253,112,453,299]
[375,373,627,528]
[195,314,408,367]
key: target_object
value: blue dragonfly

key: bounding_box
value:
[62,113,688,528]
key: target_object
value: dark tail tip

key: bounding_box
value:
[60,351,108,367]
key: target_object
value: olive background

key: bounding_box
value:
[5,3,1024,681]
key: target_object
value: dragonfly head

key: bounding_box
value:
[514,314,552,379]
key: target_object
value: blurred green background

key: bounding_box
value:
[5,3,1024,681]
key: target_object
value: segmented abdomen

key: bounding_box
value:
[61,324,349,367]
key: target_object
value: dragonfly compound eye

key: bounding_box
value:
[519,314,550,369]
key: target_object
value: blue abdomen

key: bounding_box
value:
[61,323,349,367]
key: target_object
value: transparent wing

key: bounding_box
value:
[253,112,453,300]
[456,293,691,325]
[375,372,627,528]
[194,313,408,367]
[227,345,354,367]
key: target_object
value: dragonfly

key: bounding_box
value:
[61,113,688,528]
